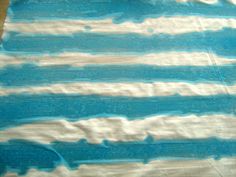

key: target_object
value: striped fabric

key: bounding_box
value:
[0,0,236,176]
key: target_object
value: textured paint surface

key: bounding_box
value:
[7,0,236,21]
[0,65,235,86]
[0,0,236,176]
[2,30,236,57]
[4,17,236,35]
[0,115,235,144]
[0,94,235,129]
[1,138,236,175]
[0,52,235,68]
[4,158,236,177]
[0,82,235,97]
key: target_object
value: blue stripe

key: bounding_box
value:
[0,65,235,86]
[0,94,235,129]
[0,138,236,175]
[8,0,236,21]
[2,29,236,57]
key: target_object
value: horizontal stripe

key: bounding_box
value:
[0,114,235,144]
[8,0,236,21]
[4,16,236,35]
[1,52,235,68]
[2,29,236,57]
[4,158,236,177]
[0,94,235,129]
[0,82,235,97]
[230,0,236,5]
[0,139,236,175]
[0,65,235,86]
[177,0,219,4]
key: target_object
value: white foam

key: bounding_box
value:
[177,0,218,4]
[4,16,236,35]
[0,52,235,68]
[0,82,235,97]
[4,158,236,177]
[0,114,235,144]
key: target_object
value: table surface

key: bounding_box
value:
[0,0,9,39]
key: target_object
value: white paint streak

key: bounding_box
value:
[177,0,218,4]
[4,158,236,177]
[0,52,235,68]
[0,82,235,97]
[228,0,236,5]
[0,115,235,144]
[4,16,236,35]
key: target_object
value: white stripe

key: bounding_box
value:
[176,0,218,4]
[0,82,235,97]
[4,16,236,35]
[0,114,235,144]
[228,0,236,4]
[4,158,236,177]
[0,52,235,68]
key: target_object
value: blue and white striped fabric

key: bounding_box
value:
[0,0,236,176]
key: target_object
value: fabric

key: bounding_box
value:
[0,0,236,176]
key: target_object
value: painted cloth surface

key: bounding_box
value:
[0,0,236,176]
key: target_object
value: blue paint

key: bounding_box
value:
[1,1,235,177]
[2,29,236,57]
[0,138,236,175]
[0,64,235,86]
[0,94,235,129]
[8,0,236,22]
[0,141,61,175]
